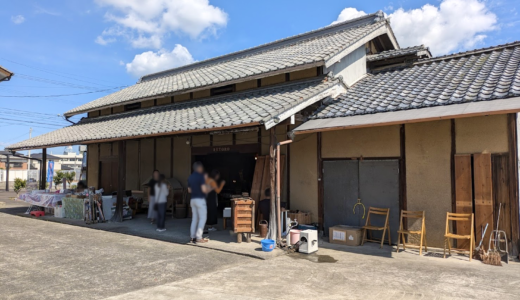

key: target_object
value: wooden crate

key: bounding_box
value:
[287,211,312,225]
[232,198,255,233]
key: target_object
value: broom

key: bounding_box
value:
[483,203,502,266]
[473,223,488,261]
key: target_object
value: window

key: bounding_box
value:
[125,102,141,111]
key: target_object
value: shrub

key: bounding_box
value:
[14,178,27,194]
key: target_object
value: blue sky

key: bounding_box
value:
[1,0,519,155]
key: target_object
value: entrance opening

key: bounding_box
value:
[193,152,257,212]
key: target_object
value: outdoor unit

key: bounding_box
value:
[299,230,318,254]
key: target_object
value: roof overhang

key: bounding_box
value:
[292,97,520,135]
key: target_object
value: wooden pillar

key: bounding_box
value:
[317,132,324,231]
[41,148,47,190]
[507,113,519,256]
[5,154,9,191]
[399,124,407,229]
[268,128,277,241]
[111,140,126,222]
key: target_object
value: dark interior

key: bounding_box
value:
[194,152,257,211]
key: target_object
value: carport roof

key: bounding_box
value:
[7,77,344,150]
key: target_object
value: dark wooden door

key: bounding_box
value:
[100,161,118,195]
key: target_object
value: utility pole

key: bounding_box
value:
[27,128,32,181]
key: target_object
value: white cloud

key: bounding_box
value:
[95,36,115,45]
[95,0,228,48]
[332,0,498,55]
[332,8,367,25]
[34,5,61,16]
[11,15,25,24]
[125,44,195,77]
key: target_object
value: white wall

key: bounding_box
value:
[325,45,367,86]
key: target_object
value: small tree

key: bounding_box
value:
[14,178,27,194]
[53,171,65,190]
[64,171,76,186]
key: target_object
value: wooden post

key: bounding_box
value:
[317,132,324,231]
[111,140,126,222]
[450,119,457,238]
[399,124,407,230]
[267,128,277,241]
[41,148,47,190]
[507,113,519,256]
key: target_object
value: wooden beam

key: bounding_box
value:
[111,140,126,222]
[508,113,519,256]
[268,128,277,241]
[450,119,456,236]
[317,132,324,231]
[399,124,407,229]
[286,125,291,209]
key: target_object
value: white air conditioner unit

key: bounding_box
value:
[299,230,318,254]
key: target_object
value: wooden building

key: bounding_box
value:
[7,11,520,255]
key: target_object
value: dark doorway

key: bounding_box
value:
[193,152,257,210]
[323,159,400,244]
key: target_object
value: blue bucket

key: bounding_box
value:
[261,239,275,252]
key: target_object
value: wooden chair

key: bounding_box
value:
[361,207,391,248]
[396,210,427,255]
[443,212,475,261]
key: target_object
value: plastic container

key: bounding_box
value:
[289,229,302,245]
[261,239,275,252]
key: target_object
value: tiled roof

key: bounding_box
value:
[366,45,431,62]
[64,12,391,117]
[0,65,13,82]
[7,77,343,150]
[311,41,520,119]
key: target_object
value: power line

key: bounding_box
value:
[0,57,126,86]
[0,86,127,97]
[0,117,68,127]
[16,73,109,90]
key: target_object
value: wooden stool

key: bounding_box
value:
[361,207,391,248]
[443,212,475,261]
[396,210,427,255]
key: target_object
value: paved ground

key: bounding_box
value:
[2,191,520,299]
[0,193,254,300]
[1,193,282,259]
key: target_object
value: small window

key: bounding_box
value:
[125,102,142,111]
[210,84,235,96]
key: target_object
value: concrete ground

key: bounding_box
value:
[1,195,282,259]
[2,191,520,299]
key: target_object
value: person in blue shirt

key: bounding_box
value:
[188,161,210,243]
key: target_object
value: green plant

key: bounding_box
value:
[70,184,77,189]
[53,170,65,189]
[64,171,76,186]
[14,178,27,194]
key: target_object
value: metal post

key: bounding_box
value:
[5,154,9,191]
[41,149,47,190]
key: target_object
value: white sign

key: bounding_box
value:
[332,230,346,241]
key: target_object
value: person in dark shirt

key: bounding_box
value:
[259,188,271,222]
[147,170,160,224]
[188,161,209,243]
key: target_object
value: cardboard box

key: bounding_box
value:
[329,225,362,246]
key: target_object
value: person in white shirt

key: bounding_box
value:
[155,174,169,232]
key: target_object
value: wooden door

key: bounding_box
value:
[100,161,118,195]
[492,154,512,253]
[454,155,473,249]
[473,153,494,250]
